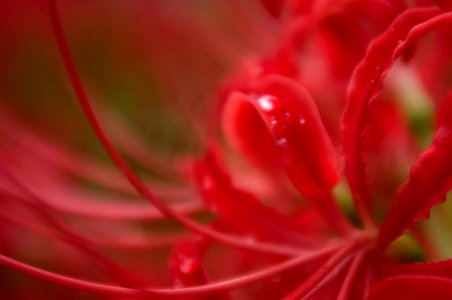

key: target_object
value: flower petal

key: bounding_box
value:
[372,11,452,252]
[437,91,452,128]
[223,74,339,198]
[342,7,442,224]
[382,259,452,278]
[367,276,452,300]
[364,99,418,215]
[376,126,452,252]
[190,152,326,246]
[222,75,354,234]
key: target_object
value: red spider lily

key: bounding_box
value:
[1,0,452,299]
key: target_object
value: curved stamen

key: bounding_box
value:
[46,0,304,257]
[281,242,360,300]
[0,241,345,297]
[337,247,369,300]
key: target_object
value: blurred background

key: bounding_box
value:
[0,1,278,298]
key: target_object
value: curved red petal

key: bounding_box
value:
[258,0,285,18]
[190,152,326,246]
[222,91,285,174]
[376,126,452,252]
[437,91,452,128]
[367,276,452,300]
[342,7,442,224]
[223,74,339,198]
[371,11,452,252]
[364,99,418,212]
[382,259,452,278]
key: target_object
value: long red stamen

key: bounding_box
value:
[0,161,150,295]
[281,243,358,300]
[46,0,303,257]
[337,248,369,300]
[0,242,345,297]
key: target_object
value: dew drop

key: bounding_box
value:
[376,66,381,71]
[298,115,306,125]
[270,117,278,127]
[277,138,288,147]
[370,79,375,85]
[257,95,277,112]
[180,258,196,274]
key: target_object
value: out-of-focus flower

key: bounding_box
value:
[1,0,452,299]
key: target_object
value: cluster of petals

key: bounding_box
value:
[1,0,452,299]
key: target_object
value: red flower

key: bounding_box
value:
[1,0,452,299]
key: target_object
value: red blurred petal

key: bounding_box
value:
[367,276,452,300]
[365,99,417,213]
[382,259,452,278]
[190,152,325,246]
[437,91,452,128]
[170,239,231,300]
[170,240,209,288]
[259,0,285,17]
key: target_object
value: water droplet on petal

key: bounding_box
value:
[277,138,288,147]
[298,115,306,125]
[270,117,278,127]
[257,95,277,112]
[284,111,291,119]
[180,258,197,274]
